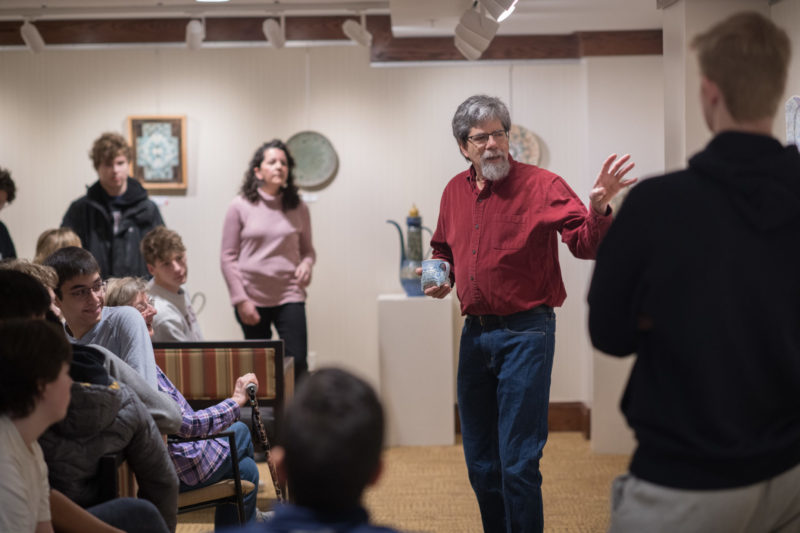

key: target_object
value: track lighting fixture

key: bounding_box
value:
[453,7,498,61]
[478,0,519,22]
[262,16,285,49]
[185,19,205,50]
[342,13,372,47]
[20,20,45,53]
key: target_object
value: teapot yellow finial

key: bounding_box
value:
[409,204,419,217]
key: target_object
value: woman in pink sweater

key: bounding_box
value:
[220,140,315,381]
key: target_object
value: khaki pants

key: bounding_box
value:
[608,462,800,533]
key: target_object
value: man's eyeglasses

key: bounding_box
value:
[134,297,156,313]
[467,129,508,147]
[68,280,106,300]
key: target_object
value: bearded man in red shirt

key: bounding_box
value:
[425,94,635,533]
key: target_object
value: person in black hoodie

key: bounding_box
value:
[62,132,164,279]
[588,12,800,533]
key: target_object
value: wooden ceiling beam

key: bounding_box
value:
[0,15,662,61]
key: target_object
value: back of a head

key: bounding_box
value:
[692,11,791,122]
[0,259,58,291]
[0,269,52,320]
[140,225,186,266]
[0,319,72,419]
[281,367,384,511]
[34,228,82,265]
[43,246,100,297]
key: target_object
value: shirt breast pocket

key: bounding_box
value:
[492,214,528,250]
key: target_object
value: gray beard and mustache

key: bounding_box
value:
[479,150,510,181]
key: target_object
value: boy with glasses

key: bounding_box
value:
[140,226,203,342]
[44,246,158,389]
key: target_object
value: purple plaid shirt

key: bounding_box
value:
[157,368,240,486]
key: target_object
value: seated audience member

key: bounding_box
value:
[0,266,181,434]
[104,275,264,529]
[61,132,164,278]
[0,319,168,533]
[231,368,400,533]
[43,246,158,388]
[34,227,82,265]
[0,271,177,532]
[106,277,157,337]
[141,226,203,342]
[0,167,17,259]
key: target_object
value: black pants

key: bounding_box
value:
[234,301,308,382]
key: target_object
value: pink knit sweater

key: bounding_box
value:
[220,189,315,307]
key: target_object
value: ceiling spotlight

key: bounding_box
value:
[453,8,499,60]
[478,0,519,22]
[342,13,372,47]
[20,20,45,53]
[186,19,205,50]
[262,16,285,49]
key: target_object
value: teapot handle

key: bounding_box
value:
[422,226,434,259]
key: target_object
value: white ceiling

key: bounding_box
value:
[0,0,663,36]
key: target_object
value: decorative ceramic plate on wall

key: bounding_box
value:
[286,131,339,190]
[508,124,541,166]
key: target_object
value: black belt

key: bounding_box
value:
[467,305,552,327]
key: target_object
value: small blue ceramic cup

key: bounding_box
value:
[420,259,451,291]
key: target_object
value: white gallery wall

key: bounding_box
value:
[0,42,666,400]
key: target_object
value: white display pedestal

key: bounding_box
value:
[378,294,455,446]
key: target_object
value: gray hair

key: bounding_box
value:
[451,95,511,147]
[105,276,148,307]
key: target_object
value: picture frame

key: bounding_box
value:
[127,115,187,194]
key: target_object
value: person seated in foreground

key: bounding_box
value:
[43,246,158,388]
[230,367,401,533]
[34,227,83,265]
[0,264,181,434]
[0,270,177,532]
[105,275,265,529]
[0,318,170,533]
[140,225,204,342]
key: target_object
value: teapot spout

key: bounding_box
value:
[386,220,406,263]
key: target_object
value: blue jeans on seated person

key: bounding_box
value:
[458,307,556,533]
[179,421,260,529]
[88,497,169,533]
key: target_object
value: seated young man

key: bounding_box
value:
[0,319,73,533]
[43,246,157,388]
[140,226,203,342]
[0,270,176,533]
[0,262,180,434]
[232,368,400,533]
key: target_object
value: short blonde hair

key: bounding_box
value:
[34,228,82,265]
[105,277,148,307]
[692,11,791,122]
[0,259,58,290]
[140,226,186,266]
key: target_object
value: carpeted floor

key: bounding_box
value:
[176,432,629,532]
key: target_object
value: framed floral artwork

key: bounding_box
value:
[127,115,187,193]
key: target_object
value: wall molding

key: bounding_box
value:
[0,15,662,62]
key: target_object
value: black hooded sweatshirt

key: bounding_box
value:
[588,132,800,490]
[61,177,163,278]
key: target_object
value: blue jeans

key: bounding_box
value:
[179,421,260,529]
[87,497,169,533]
[458,307,556,533]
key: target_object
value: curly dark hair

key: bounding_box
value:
[240,140,300,211]
[89,132,132,170]
[0,319,72,419]
[0,167,16,204]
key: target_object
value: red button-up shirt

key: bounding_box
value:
[431,157,612,316]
